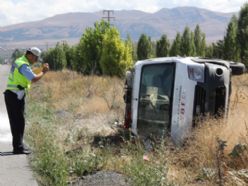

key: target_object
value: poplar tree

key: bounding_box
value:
[156,34,170,57]
[212,40,224,59]
[100,28,133,77]
[191,31,196,56]
[76,20,110,74]
[170,33,181,56]
[224,15,239,61]
[205,44,214,58]
[194,25,206,57]
[237,3,248,65]
[62,41,75,70]
[181,27,195,56]
[43,43,67,71]
[137,34,152,60]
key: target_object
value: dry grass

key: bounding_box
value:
[164,74,248,185]
[33,70,123,112]
[29,70,124,137]
[27,71,248,186]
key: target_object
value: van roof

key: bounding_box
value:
[135,57,231,69]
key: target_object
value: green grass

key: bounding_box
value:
[26,100,68,186]
[67,149,105,177]
[25,94,106,185]
[122,140,172,186]
[124,158,168,186]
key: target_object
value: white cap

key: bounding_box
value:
[27,47,41,57]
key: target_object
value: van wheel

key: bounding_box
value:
[230,62,246,75]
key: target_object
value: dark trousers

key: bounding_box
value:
[4,90,25,151]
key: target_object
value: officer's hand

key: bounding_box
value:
[42,63,49,73]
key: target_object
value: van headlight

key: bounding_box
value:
[187,65,204,83]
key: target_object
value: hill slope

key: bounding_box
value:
[0,7,235,47]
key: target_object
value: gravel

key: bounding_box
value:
[73,171,131,186]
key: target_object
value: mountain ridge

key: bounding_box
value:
[0,7,236,48]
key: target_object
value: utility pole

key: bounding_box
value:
[102,10,115,23]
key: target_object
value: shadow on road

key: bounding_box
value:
[1,151,31,156]
[0,151,14,156]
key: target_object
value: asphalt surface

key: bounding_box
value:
[0,64,38,186]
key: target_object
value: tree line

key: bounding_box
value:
[42,21,133,77]
[39,3,248,76]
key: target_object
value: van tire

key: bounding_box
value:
[230,62,246,75]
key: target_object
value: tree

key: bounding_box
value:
[212,40,224,59]
[200,33,206,57]
[190,31,196,56]
[67,46,77,70]
[11,49,23,63]
[61,41,74,70]
[156,34,170,57]
[224,15,239,61]
[194,25,206,57]
[76,20,110,74]
[205,44,214,58]
[181,27,196,56]
[170,33,181,56]
[137,34,152,60]
[237,3,248,65]
[100,28,133,77]
[125,34,134,67]
[43,43,67,70]
[126,34,135,62]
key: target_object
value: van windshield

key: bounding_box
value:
[137,63,175,138]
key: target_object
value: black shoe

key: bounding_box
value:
[13,148,31,155]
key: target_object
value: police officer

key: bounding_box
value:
[4,47,49,154]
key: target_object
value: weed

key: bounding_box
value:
[65,142,104,177]
[124,158,168,186]
[26,102,68,186]
[121,139,172,186]
[216,138,227,186]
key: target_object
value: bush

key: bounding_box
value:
[68,150,105,176]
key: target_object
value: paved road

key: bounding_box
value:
[0,64,37,186]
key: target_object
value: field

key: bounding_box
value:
[26,71,248,186]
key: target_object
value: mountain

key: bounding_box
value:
[0,7,235,48]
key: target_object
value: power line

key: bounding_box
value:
[102,10,115,23]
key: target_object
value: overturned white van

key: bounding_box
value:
[124,57,239,144]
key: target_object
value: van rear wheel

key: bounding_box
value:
[230,62,246,75]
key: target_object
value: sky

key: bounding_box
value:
[0,0,247,27]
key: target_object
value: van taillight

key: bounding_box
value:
[124,107,132,128]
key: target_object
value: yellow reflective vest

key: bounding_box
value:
[7,55,31,91]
